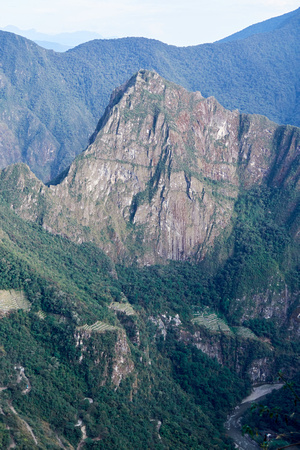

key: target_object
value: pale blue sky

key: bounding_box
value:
[0,0,299,46]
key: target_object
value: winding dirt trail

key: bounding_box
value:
[9,403,38,446]
[15,365,31,394]
[76,425,87,450]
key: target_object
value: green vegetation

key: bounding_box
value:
[242,373,300,448]
[233,326,259,341]
[0,194,248,448]
[212,185,299,321]
[0,8,299,181]
[192,310,233,334]
[0,162,298,448]
[0,290,30,314]
[162,336,249,427]
[0,12,298,447]
[77,321,119,333]
[109,302,136,316]
[119,184,299,327]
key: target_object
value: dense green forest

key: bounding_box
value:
[0,194,246,448]
[0,175,298,448]
[218,7,299,43]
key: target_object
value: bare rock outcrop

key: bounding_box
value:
[0,70,299,264]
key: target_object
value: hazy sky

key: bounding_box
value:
[0,0,299,46]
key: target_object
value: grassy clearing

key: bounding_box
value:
[109,302,136,316]
[76,321,119,333]
[192,311,259,341]
[36,311,47,320]
[233,326,259,340]
[192,310,232,334]
[0,290,30,313]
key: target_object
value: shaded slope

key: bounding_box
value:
[0,31,94,181]
[0,187,298,448]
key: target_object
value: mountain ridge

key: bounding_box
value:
[1,26,106,51]
[1,70,299,265]
[0,7,299,181]
[217,7,300,42]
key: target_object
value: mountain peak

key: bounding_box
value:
[90,69,184,145]
[0,9,299,183]
[3,72,298,265]
[112,70,170,102]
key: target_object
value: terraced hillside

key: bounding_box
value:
[109,302,136,316]
[192,310,233,334]
[76,321,119,333]
[0,290,30,314]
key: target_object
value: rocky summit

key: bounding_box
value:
[0,70,299,265]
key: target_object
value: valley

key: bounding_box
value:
[0,9,299,449]
[225,383,284,450]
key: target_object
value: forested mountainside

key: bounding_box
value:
[0,199,298,449]
[217,7,299,42]
[1,183,296,449]
[0,195,246,449]
[0,69,299,448]
[0,7,299,181]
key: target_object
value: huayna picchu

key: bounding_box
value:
[0,70,298,449]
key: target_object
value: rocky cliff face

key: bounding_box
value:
[1,9,299,184]
[0,70,299,265]
[75,327,134,387]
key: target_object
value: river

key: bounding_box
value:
[225,383,283,450]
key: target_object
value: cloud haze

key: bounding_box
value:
[0,0,299,46]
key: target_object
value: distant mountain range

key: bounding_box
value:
[1,26,107,51]
[0,8,299,181]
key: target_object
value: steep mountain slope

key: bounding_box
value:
[0,7,299,181]
[217,7,300,42]
[0,195,248,448]
[2,70,298,263]
[0,32,95,181]
[0,72,299,448]
[0,159,298,449]
[0,70,299,326]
